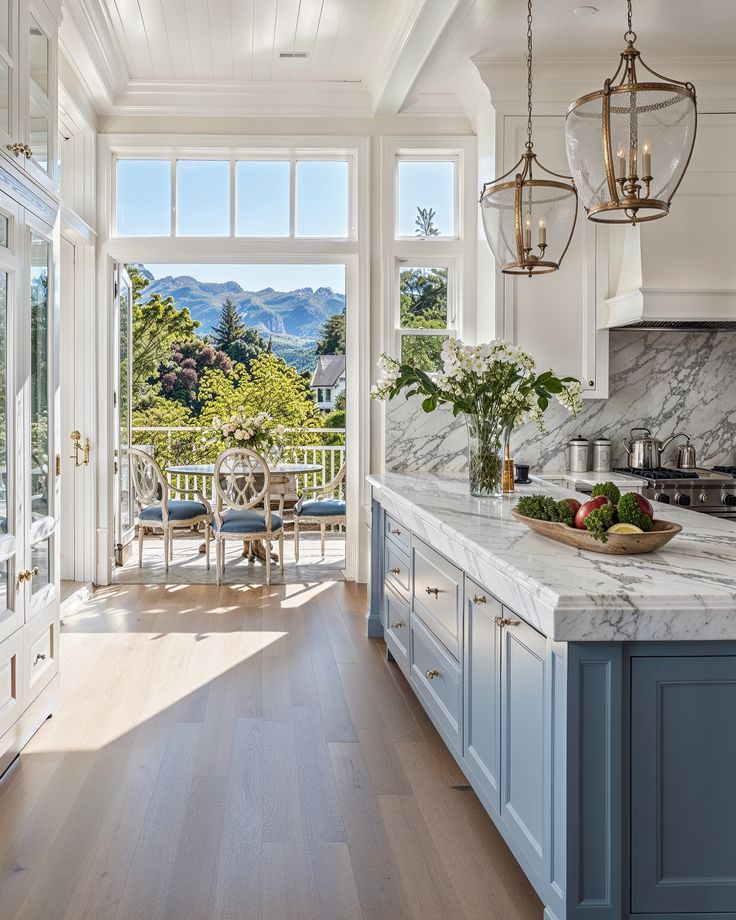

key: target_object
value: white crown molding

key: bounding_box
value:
[112,80,373,118]
[400,93,466,116]
[474,57,736,114]
[60,0,129,113]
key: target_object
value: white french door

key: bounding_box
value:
[112,263,133,565]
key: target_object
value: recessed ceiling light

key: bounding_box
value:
[573,5,599,15]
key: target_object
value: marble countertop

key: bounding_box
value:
[531,470,647,491]
[368,471,736,642]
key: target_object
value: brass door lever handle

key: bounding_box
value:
[70,431,90,467]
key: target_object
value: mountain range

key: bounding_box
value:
[137,269,345,373]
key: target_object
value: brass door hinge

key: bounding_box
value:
[55,454,61,476]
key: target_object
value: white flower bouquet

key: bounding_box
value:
[208,410,286,457]
[371,338,583,496]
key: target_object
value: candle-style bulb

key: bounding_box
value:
[616,145,626,179]
[642,141,652,179]
[523,218,532,250]
[538,217,546,247]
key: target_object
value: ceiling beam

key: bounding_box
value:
[369,0,463,117]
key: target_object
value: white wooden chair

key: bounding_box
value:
[212,448,285,586]
[129,447,212,573]
[293,462,346,561]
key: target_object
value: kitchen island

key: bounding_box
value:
[367,472,736,920]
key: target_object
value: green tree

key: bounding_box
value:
[129,265,199,402]
[158,338,232,412]
[228,327,268,369]
[415,206,440,237]
[400,266,447,372]
[316,311,346,355]
[212,298,246,353]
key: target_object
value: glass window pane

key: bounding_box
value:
[116,160,171,236]
[176,160,230,236]
[397,160,455,237]
[0,272,6,526]
[31,236,49,519]
[0,215,8,248]
[400,334,446,372]
[31,539,50,591]
[296,160,349,237]
[399,266,448,329]
[0,0,9,53]
[119,280,133,532]
[236,161,289,237]
[0,57,9,136]
[29,16,48,97]
[29,95,48,171]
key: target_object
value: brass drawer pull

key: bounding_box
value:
[425,586,439,598]
[390,620,404,629]
[472,594,487,605]
[495,616,520,628]
[391,528,402,536]
[34,653,46,664]
[389,567,401,575]
[425,669,441,680]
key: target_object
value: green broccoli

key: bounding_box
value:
[515,495,575,525]
[591,481,621,504]
[617,492,653,531]
[583,503,617,543]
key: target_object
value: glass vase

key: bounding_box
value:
[465,414,505,498]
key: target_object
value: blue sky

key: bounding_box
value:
[145,263,347,294]
[118,157,454,289]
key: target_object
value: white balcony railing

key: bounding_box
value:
[131,426,346,502]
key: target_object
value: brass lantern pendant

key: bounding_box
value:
[480,0,578,277]
[565,0,697,225]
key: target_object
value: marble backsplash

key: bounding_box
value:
[384,329,736,474]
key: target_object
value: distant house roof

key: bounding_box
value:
[311,354,346,388]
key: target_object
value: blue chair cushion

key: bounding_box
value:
[296,499,346,518]
[214,510,283,534]
[140,500,209,522]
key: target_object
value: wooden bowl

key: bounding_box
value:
[511,510,682,555]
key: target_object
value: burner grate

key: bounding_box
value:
[712,465,736,477]
[613,467,700,481]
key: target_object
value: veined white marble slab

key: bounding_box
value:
[531,471,647,492]
[368,471,736,642]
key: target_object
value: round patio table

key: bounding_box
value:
[165,462,323,562]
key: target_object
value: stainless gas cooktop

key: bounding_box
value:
[613,466,736,517]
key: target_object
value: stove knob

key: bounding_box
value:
[723,493,736,507]
[654,492,670,504]
[674,493,691,507]
[700,492,710,504]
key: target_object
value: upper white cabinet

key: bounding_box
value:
[498,115,608,397]
[0,0,59,194]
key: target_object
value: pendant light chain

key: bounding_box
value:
[525,0,534,150]
[625,0,636,43]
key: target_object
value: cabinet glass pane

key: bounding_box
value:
[236,161,289,237]
[116,160,171,236]
[0,0,8,54]
[0,214,8,248]
[30,237,49,519]
[0,272,6,526]
[295,161,349,237]
[176,160,229,236]
[397,160,455,237]
[29,95,48,171]
[31,539,50,591]
[0,57,9,136]
[29,16,48,96]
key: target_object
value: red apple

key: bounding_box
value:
[561,497,581,516]
[631,492,654,519]
[574,495,611,530]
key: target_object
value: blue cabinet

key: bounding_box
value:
[462,581,502,812]
[631,654,736,915]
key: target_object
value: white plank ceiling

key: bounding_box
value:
[102,0,401,83]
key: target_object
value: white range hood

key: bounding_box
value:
[600,114,736,331]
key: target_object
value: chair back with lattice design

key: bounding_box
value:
[129,447,170,514]
[325,462,346,499]
[213,448,273,529]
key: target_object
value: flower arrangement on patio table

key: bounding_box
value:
[370,338,583,497]
[206,410,287,461]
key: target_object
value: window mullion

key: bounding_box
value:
[289,158,296,238]
[170,156,176,236]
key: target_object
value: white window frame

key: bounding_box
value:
[381,138,477,372]
[112,149,357,241]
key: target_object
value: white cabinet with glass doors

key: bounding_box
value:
[0,0,60,194]
[0,173,59,776]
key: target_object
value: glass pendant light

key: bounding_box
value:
[565,0,697,224]
[480,0,578,277]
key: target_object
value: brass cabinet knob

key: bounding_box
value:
[34,653,46,664]
[389,567,401,575]
[23,144,32,159]
[390,620,404,629]
[425,586,439,598]
[6,142,21,155]
[495,616,520,628]
[31,566,39,577]
[425,669,441,681]
[472,594,487,605]
[391,528,402,536]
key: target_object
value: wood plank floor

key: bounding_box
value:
[0,580,542,920]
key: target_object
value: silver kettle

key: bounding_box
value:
[673,434,697,470]
[621,427,681,469]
